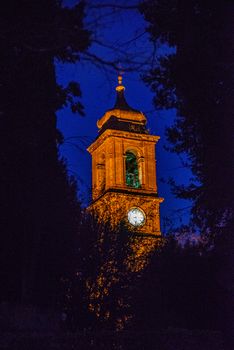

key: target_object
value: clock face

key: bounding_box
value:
[127,207,145,227]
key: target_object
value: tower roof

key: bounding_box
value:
[111,75,139,112]
[97,75,147,133]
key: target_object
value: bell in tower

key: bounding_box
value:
[87,76,164,236]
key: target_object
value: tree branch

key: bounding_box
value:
[88,4,139,10]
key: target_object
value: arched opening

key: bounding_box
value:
[125,151,140,188]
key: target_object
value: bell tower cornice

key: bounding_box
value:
[87,129,160,154]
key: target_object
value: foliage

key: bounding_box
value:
[0,0,90,306]
[0,328,224,350]
[61,214,139,331]
[131,235,219,331]
[140,0,234,237]
[139,3,233,346]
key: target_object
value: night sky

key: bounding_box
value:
[56,1,192,230]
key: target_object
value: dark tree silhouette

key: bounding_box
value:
[62,213,138,331]
[140,0,234,237]
[0,0,90,306]
[131,236,218,332]
[138,2,234,347]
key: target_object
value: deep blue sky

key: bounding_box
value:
[56,1,191,230]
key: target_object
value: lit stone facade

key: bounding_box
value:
[87,78,163,235]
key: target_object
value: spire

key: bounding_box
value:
[113,74,136,111]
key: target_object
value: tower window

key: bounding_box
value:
[125,151,140,188]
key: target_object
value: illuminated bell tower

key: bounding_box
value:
[87,76,164,235]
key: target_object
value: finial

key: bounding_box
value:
[116,71,125,92]
[118,75,122,85]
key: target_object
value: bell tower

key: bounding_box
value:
[87,77,164,235]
